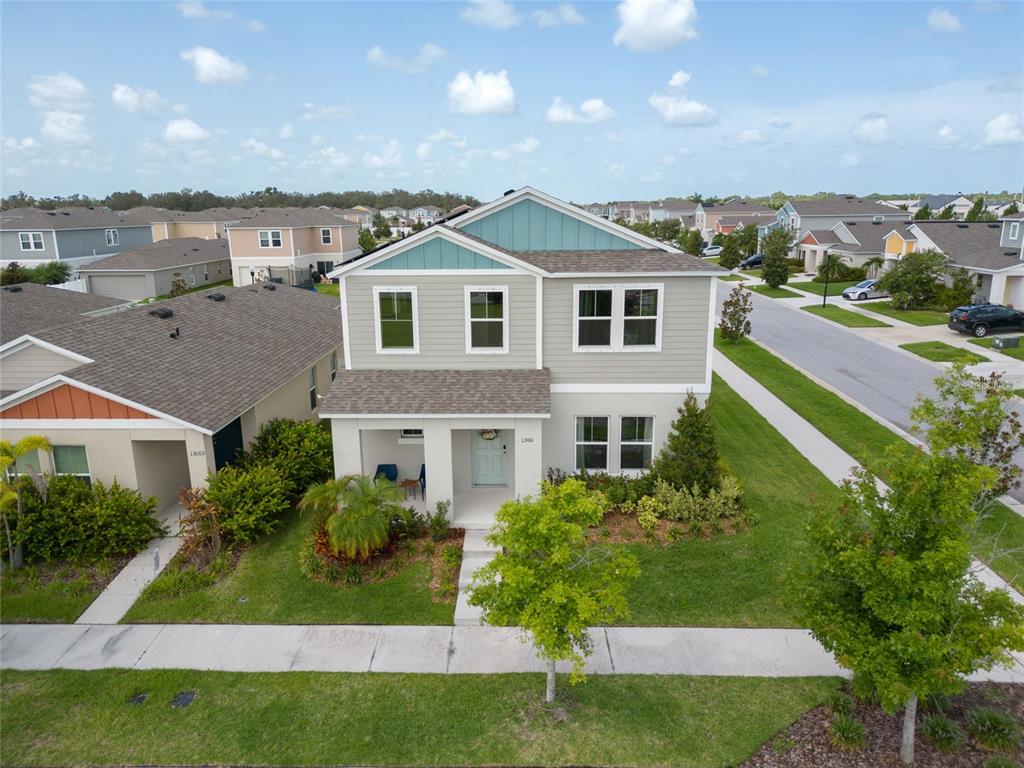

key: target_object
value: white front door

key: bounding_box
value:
[472,430,508,486]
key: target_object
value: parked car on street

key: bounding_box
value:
[948,303,1024,337]
[739,253,763,269]
[701,245,723,257]
[841,279,888,301]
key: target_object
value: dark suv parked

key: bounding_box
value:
[947,303,1024,337]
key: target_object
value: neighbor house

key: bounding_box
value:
[226,208,362,286]
[380,206,408,221]
[0,207,153,270]
[795,221,916,273]
[131,207,253,241]
[909,194,975,220]
[0,285,343,511]
[0,282,131,345]
[340,206,375,229]
[408,205,442,225]
[76,238,231,301]
[764,196,912,257]
[322,186,723,528]
[694,201,774,239]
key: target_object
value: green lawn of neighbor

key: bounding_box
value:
[856,301,949,326]
[801,304,891,328]
[788,280,858,297]
[749,284,802,299]
[619,375,841,627]
[715,335,1024,588]
[0,560,121,623]
[718,274,747,282]
[900,341,989,364]
[0,670,838,767]
[314,282,340,297]
[704,256,720,264]
[123,513,454,625]
[153,279,232,302]
[970,336,1024,360]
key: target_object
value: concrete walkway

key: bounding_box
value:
[454,529,498,626]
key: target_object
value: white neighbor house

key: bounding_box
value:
[322,187,724,528]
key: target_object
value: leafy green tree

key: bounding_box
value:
[33,261,71,285]
[733,223,759,257]
[469,479,640,702]
[1004,201,1019,216]
[760,227,793,288]
[864,255,885,278]
[718,285,752,342]
[718,234,742,269]
[913,204,932,220]
[168,272,189,297]
[0,436,51,569]
[938,204,956,220]
[651,392,721,493]
[358,229,377,252]
[372,213,392,240]
[965,197,985,222]
[411,220,426,233]
[877,249,946,309]
[677,228,704,256]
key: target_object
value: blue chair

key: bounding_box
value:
[374,463,398,483]
[419,464,426,498]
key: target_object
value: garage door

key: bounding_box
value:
[87,273,150,301]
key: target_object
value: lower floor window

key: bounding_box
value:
[575,416,608,470]
[620,416,654,470]
[4,449,41,481]
[52,445,90,483]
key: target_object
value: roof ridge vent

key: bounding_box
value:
[148,307,174,319]
[956,223,968,228]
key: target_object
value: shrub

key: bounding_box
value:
[719,285,752,343]
[718,235,742,269]
[205,463,291,544]
[966,707,1021,752]
[0,260,71,286]
[243,419,333,501]
[388,505,424,541]
[651,476,742,523]
[178,487,222,568]
[936,267,976,311]
[829,714,866,750]
[636,503,659,533]
[921,714,965,752]
[651,392,721,494]
[825,690,853,716]
[877,249,947,309]
[322,476,402,560]
[427,500,451,541]
[983,756,1019,768]
[814,258,866,284]
[761,227,794,288]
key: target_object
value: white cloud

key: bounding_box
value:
[355,132,383,142]
[366,43,446,74]
[852,112,889,144]
[310,134,325,146]
[532,3,584,27]
[41,111,90,145]
[177,1,231,19]
[613,0,697,52]
[172,103,188,114]
[277,122,295,139]
[241,138,284,160]
[27,73,90,111]
[546,97,615,125]
[301,102,352,121]
[362,139,403,169]
[733,128,768,145]
[668,70,690,88]
[164,117,210,143]
[416,142,433,160]
[648,71,716,127]
[180,47,249,84]
[927,8,962,32]
[750,63,769,78]
[839,153,860,168]
[461,0,520,29]
[982,112,1023,146]
[934,124,962,147]
[448,70,516,115]
[769,117,792,129]
[491,136,539,160]
[321,146,352,167]
[111,84,166,113]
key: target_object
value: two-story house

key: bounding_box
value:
[909,194,975,220]
[380,206,408,222]
[0,207,153,270]
[226,208,362,286]
[765,196,912,261]
[408,205,443,225]
[131,206,253,241]
[340,206,375,229]
[322,187,723,528]
[694,200,774,240]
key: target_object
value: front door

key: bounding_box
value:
[472,429,507,486]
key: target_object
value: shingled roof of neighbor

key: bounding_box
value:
[0,283,129,344]
[77,238,229,272]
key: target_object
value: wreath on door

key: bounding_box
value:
[479,429,498,441]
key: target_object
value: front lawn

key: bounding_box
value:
[970,335,1024,360]
[718,274,747,282]
[801,304,891,328]
[0,560,122,623]
[123,513,456,625]
[788,280,858,297]
[314,282,340,296]
[620,375,841,627]
[900,341,989,364]
[855,300,949,326]
[749,284,802,299]
[0,669,837,767]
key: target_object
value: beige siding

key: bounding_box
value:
[0,344,83,392]
[132,440,191,511]
[542,276,711,385]
[84,273,154,302]
[345,273,537,370]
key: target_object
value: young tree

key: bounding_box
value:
[168,272,189,297]
[937,204,956,220]
[372,213,392,240]
[718,285,752,343]
[965,197,985,222]
[358,228,377,252]
[760,227,793,288]
[863,255,885,278]
[877,249,947,309]
[469,480,640,702]
[1005,201,1020,216]
[0,436,52,569]
[718,233,742,269]
[913,203,932,220]
[650,392,721,493]
[733,223,759,257]
[677,228,704,256]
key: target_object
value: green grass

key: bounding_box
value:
[123,513,453,624]
[0,561,120,623]
[718,274,747,282]
[620,375,841,627]
[152,279,232,302]
[801,304,891,328]
[900,341,989,364]
[749,284,802,299]
[0,669,838,767]
[741,268,763,278]
[314,282,340,296]
[788,280,859,297]
[704,256,720,264]
[970,336,1024,360]
[715,335,1024,588]
[856,301,949,326]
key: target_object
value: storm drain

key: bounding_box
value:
[171,691,196,708]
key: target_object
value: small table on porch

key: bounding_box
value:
[399,478,420,500]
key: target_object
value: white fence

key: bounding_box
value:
[53,277,87,293]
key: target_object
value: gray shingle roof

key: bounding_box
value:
[802,230,838,246]
[0,206,152,231]
[717,214,772,228]
[1,283,129,344]
[321,369,551,416]
[918,194,968,210]
[32,285,342,431]
[913,221,1022,272]
[124,206,254,224]
[790,196,912,217]
[700,201,774,214]
[76,238,229,272]
[227,207,359,228]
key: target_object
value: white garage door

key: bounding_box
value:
[87,273,149,301]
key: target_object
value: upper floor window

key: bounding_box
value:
[374,286,419,353]
[259,230,283,248]
[1010,222,1020,240]
[19,232,44,251]
[465,286,508,353]
[321,228,332,245]
[573,284,663,352]
[308,366,318,410]
[105,229,119,246]
[52,445,90,484]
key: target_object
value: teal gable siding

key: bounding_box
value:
[368,238,511,270]
[461,199,641,251]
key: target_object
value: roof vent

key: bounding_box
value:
[46,211,56,216]
[956,223,968,228]
[988,223,1000,228]
[262,283,277,291]
[504,188,515,196]
[207,292,226,302]
[148,307,174,319]
[3,285,23,293]
[169,327,180,339]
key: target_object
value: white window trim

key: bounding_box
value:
[321,228,332,245]
[51,445,91,481]
[372,285,420,355]
[259,229,283,249]
[574,415,610,471]
[572,283,664,353]
[105,229,119,246]
[1010,222,1020,240]
[19,232,44,251]
[619,415,655,473]
[464,285,509,355]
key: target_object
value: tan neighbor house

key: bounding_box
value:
[127,206,254,242]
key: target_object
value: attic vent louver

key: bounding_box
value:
[207,293,226,302]
[148,307,174,319]
[262,283,276,291]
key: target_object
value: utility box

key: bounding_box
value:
[993,336,1020,350]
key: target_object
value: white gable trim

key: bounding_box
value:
[450,187,682,253]
[0,335,94,364]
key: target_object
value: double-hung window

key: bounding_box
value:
[620,417,654,470]
[374,287,418,353]
[465,286,508,353]
[623,289,659,347]
[1011,222,1020,240]
[574,284,663,351]
[321,228,332,245]
[576,289,613,347]
[105,229,119,246]
[52,446,90,484]
[575,416,609,470]
[308,367,318,410]
[330,351,338,381]
[259,230,282,248]
[19,232,44,251]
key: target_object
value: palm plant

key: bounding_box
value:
[0,436,52,569]
[300,474,405,561]
[864,255,885,278]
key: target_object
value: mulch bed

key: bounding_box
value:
[742,683,1024,768]
[587,510,747,546]
[2,554,131,592]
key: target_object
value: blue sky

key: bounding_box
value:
[1,0,1022,203]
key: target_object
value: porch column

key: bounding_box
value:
[184,430,216,489]
[990,272,1008,304]
[423,421,454,519]
[330,419,362,478]
[513,418,544,501]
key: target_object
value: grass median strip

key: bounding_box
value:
[788,280,858,297]
[715,335,1024,588]
[801,304,891,328]
[718,274,746,282]
[853,300,949,326]
[970,336,1024,360]
[0,669,837,767]
[900,341,989,364]
[748,284,802,299]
